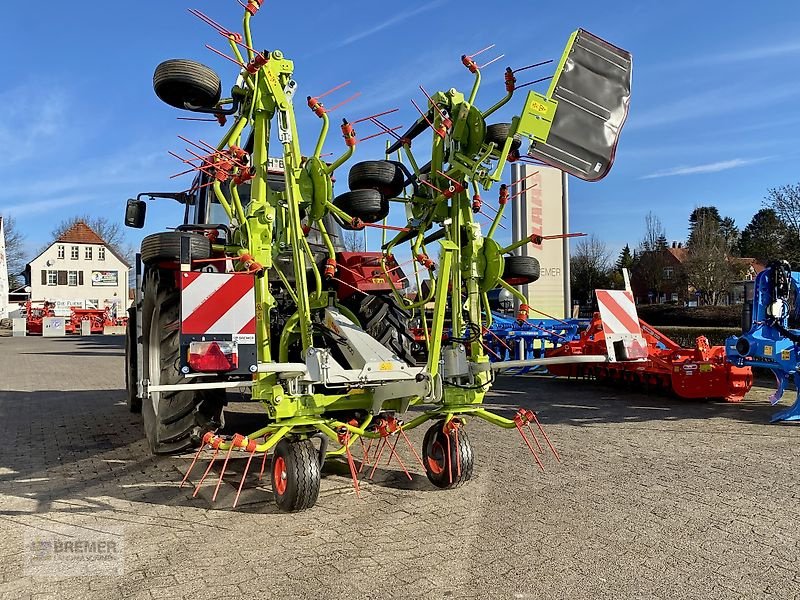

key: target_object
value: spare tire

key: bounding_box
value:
[153,59,222,110]
[485,123,521,154]
[348,161,406,198]
[140,232,211,265]
[333,189,389,229]
[503,255,540,286]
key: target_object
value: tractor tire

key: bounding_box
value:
[153,59,222,110]
[140,231,211,266]
[422,420,474,489]
[141,271,225,455]
[485,123,521,154]
[333,189,389,229]
[125,306,141,413]
[503,255,540,286]
[271,438,321,512]
[349,293,418,366]
[348,160,406,198]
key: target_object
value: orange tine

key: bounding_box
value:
[399,428,425,470]
[530,412,560,462]
[180,444,208,488]
[233,447,257,508]
[192,447,220,497]
[368,438,387,480]
[384,435,412,481]
[212,442,236,502]
[515,419,545,472]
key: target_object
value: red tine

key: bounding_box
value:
[352,108,399,125]
[399,428,425,470]
[410,98,442,138]
[343,434,361,498]
[530,412,560,462]
[368,438,387,480]
[510,182,538,201]
[359,126,403,143]
[357,438,373,474]
[478,54,505,70]
[419,179,445,195]
[467,43,495,58]
[316,80,351,99]
[526,422,545,454]
[193,447,219,497]
[325,92,362,114]
[513,59,554,74]
[212,443,236,502]
[384,435,412,481]
[419,86,448,121]
[205,44,245,68]
[511,170,539,186]
[180,444,207,488]
[515,420,545,471]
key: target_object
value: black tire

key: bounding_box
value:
[125,307,141,413]
[422,420,474,489]
[271,439,321,512]
[348,160,406,198]
[503,255,540,286]
[485,123,521,154]
[349,293,418,366]
[153,59,222,110]
[140,232,211,265]
[141,271,224,454]
[333,189,389,229]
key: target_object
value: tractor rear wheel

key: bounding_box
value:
[141,270,224,455]
[422,420,474,489]
[348,160,406,198]
[125,307,141,413]
[153,59,222,110]
[349,293,418,366]
[271,438,321,512]
[333,189,389,228]
[503,255,540,286]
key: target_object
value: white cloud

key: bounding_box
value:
[641,157,769,179]
[337,1,446,47]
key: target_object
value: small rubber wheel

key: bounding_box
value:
[348,160,406,198]
[503,255,540,286]
[271,439,321,512]
[125,307,141,413]
[140,231,211,265]
[333,189,389,229]
[422,420,474,489]
[485,123,521,155]
[153,59,222,110]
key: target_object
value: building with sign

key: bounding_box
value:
[24,221,130,315]
[510,164,569,319]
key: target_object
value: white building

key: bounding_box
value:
[25,221,130,315]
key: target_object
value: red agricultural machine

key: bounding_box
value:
[24,301,127,335]
[546,312,753,402]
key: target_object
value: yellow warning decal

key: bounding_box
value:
[379,362,395,371]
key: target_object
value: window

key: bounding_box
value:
[47,270,58,286]
[71,246,79,260]
[85,246,93,260]
[68,271,78,286]
[671,293,679,302]
[663,267,674,280]
[98,247,106,261]
[57,245,65,259]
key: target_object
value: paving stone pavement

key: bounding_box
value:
[0,335,799,599]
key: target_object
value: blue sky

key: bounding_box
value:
[2,0,800,262]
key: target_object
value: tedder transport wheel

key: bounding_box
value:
[333,189,389,228]
[141,271,224,454]
[153,59,222,110]
[271,439,321,512]
[348,160,406,198]
[349,293,418,366]
[125,307,141,413]
[140,231,211,265]
[422,420,474,489]
[503,255,540,286]
[485,123,522,154]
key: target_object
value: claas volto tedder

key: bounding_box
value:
[124,0,632,511]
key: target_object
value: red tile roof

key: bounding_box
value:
[56,221,106,245]
[667,247,688,262]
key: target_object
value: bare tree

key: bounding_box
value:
[46,215,134,264]
[570,235,612,304]
[340,229,365,252]
[634,212,670,301]
[764,183,800,238]
[1,214,27,289]
[684,209,743,305]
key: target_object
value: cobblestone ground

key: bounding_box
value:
[0,336,799,599]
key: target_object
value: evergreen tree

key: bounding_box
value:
[738,208,788,262]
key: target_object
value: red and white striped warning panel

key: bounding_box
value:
[180,272,256,339]
[595,289,647,361]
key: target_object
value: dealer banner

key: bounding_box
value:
[91,270,118,287]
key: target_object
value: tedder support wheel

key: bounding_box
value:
[485,123,522,154]
[348,160,406,198]
[348,293,418,366]
[125,307,141,413]
[333,189,389,228]
[503,255,540,286]
[140,231,211,266]
[141,271,224,454]
[153,59,222,110]
[423,420,474,489]
[271,439,321,512]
